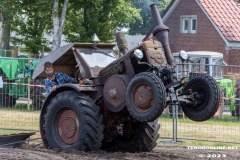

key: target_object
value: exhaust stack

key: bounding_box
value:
[115,32,128,55]
[150,4,175,67]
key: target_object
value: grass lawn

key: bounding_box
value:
[159,114,240,146]
[0,105,239,147]
[0,104,40,135]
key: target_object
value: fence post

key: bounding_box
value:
[27,77,30,111]
[170,87,179,143]
[160,87,183,144]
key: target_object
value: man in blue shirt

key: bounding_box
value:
[44,62,79,93]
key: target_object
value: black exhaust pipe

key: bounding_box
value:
[149,4,175,67]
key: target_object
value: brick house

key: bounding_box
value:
[162,0,240,65]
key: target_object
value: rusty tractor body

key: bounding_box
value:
[33,4,221,152]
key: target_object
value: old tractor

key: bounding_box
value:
[33,4,221,152]
[0,50,45,109]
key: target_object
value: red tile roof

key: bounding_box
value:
[199,0,240,41]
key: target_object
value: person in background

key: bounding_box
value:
[44,61,79,93]
[233,80,240,118]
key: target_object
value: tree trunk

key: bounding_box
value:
[0,17,3,48]
[52,0,69,51]
[52,0,59,51]
[1,0,12,50]
[2,20,10,50]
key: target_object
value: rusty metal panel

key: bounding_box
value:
[32,43,116,80]
[141,39,168,67]
[32,44,75,79]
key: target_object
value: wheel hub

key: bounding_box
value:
[133,84,154,110]
[103,75,130,112]
[192,90,206,109]
[109,88,118,99]
[62,117,76,137]
[58,109,79,145]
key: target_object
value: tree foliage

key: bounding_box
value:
[10,0,52,57]
[0,0,169,54]
[64,0,141,43]
[129,0,171,35]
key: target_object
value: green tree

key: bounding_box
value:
[64,0,141,43]
[129,0,171,35]
[11,0,52,57]
[1,0,141,54]
[0,0,16,49]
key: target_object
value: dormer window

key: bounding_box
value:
[180,15,197,34]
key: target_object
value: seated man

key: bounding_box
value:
[44,61,79,93]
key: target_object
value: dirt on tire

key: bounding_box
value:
[0,143,239,160]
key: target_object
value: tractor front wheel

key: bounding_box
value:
[126,72,166,122]
[182,74,221,121]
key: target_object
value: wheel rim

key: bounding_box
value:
[132,83,154,112]
[57,109,80,145]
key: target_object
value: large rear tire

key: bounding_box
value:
[126,72,166,122]
[182,74,221,121]
[43,91,104,151]
[101,120,160,152]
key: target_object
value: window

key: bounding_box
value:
[78,49,116,68]
[180,15,197,34]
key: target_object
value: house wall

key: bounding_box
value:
[228,50,240,65]
[164,0,230,63]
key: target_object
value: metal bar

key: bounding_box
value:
[0,138,41,147]
[0,57,42,60]
[0,128,39,132]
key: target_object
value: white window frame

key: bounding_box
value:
[180,15,197,34]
